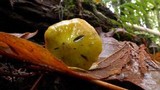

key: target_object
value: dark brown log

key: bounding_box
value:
[0,0,118,41]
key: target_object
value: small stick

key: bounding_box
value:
[30,74,43,90]
[126,23,160,36]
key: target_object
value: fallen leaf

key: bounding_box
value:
[99,37,124,60]
[10,30,38,39]
[0,32,70,72]
[89,42,131,79]
[0,32,126,90]
[88,41,160,90]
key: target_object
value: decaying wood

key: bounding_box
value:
[0,0,118,34]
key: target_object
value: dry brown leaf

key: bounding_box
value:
[10,30,38,39]
[0,32,126,90]
[99,37,123,60]
[0,32,81,76]
[0,32,93,79]
[89,42,131,79]
[88,41,160,90]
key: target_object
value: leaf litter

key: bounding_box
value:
[88,36,160,90]
[0,32,126,90]
[0,31,160,90]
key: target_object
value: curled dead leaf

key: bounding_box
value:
[10,30,38,39]
[0,32,74,73]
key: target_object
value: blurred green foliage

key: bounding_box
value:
[102,0,160,45]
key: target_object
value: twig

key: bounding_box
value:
[30,74,43,90]
[126,23,160,37]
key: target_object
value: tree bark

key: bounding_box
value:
[0,0,118,41]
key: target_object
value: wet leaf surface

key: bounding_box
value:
[98,37,123,60]
[89,41,160,90]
